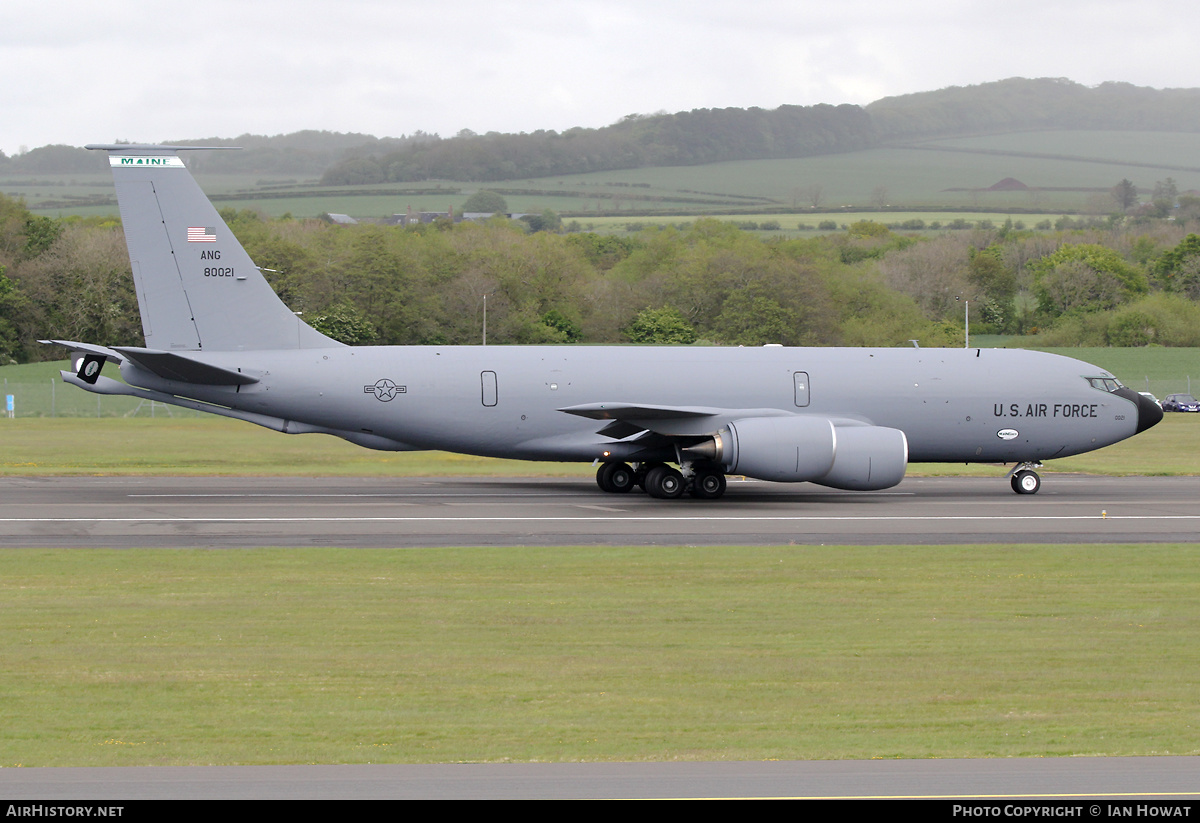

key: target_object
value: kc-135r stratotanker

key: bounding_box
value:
[47,145,1162,499]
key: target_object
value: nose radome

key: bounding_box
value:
[1113,386,1163,434]
[1136,391,1164,433]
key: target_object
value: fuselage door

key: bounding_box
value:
[481,370,498,407]
[794,371,810,407]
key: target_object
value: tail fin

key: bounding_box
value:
[87,144,340,352]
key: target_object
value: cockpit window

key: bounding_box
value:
[1086,376,1125,393]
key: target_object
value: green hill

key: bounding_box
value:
[10,78,1200,218]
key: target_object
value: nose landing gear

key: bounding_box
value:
[1008,463,1043,495]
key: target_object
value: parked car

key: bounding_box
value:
[1139,392,1162,408]
[1162,393,1200,412]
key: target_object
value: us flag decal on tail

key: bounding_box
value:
[187,226,216,242]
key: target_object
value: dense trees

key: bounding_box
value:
[1032,244,1148,317]
[0,266,26,363]
[320,104,878,185]
[7,188,1200,360]
[866,78,1200,140]
[624,307,697,344]
[460,190,509,214]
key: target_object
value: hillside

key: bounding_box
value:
[867,78,1200,140]
[321,78,1200,185]
[6,78,1200,185]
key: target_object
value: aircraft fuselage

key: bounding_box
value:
[117,344,1143,465]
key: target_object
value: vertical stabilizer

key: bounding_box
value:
[88,144,340,352]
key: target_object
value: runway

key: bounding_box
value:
[1,474,1199,548]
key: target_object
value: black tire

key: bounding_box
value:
[1011,469,1041,495]
[689,470,727,499]
[645,465,685,499]
[606,462,636,493]
[636,462,665,491]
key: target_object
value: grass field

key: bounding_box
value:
[2,543,1198,765]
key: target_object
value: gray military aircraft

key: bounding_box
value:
[46,145,1162,499]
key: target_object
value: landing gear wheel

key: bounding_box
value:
[596,462,636,493]
[1011,469,1041,495]
[689,470,727,499]
[645,465,685,499]
[636,463,665,492]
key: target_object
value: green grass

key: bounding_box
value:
[0,418,596,476]
[923,130,1200,170]
[2,543,1198,765]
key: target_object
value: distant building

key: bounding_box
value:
[387,205,455,226]
[382,207,532,227]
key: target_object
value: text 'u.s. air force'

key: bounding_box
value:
[994,403,1099,418]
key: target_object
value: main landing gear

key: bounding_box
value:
[596,461,728,500]
[1008,462,1043,495]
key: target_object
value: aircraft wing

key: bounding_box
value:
[558,401,796,439]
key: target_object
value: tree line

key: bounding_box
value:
[6,190,1200,365]
[320,104,877,184]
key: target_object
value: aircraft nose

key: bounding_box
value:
[1135,391,1164,433]
[1117,386,1163,433]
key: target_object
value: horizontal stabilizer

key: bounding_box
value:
[113,347,258,385]
[41,340,124,363]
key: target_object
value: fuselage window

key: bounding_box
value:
[794,371,810,407]
[481,371,498,406]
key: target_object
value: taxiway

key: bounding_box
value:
[1,474,1198,548]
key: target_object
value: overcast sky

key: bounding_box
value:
[4,0,1198,156]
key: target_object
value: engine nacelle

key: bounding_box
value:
[812,424,908,490]
[696,416,837,482]
[684,417,908,490]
